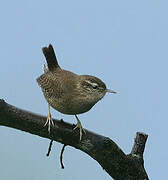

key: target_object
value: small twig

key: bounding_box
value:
[131,132,148,165]
[60,144,67,169]
[131,132,148,157]
[46,140,54,156]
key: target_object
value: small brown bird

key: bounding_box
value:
[37,44,116,140]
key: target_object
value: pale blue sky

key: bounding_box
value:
[0,0,167,179]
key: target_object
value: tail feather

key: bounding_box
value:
[42,44,60,71]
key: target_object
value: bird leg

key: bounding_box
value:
[73,115,86,141]
[44,104,54,133]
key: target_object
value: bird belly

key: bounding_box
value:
[47,97,95,115]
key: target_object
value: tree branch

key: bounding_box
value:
[0,99,149,180]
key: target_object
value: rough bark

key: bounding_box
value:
[0,99,149,180]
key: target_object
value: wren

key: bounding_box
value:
[37,44,116,140]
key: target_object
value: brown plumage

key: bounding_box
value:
[37,44,116,140]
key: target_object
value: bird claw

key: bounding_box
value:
[44,111,54,134]
[73,115,86,141]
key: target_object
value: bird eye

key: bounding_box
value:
[83,80,99,90]
[91,83,98,89]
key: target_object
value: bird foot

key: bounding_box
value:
[73,117,86,141]
[44,112,54,134]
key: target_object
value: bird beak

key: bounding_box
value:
[106,89,117,93]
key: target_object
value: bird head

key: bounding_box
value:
[79,75,116,103]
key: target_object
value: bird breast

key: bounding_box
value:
[46,92,96,115]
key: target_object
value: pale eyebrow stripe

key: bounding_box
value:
[84,80,98,87]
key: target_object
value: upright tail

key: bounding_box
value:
[42,44,60,71]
